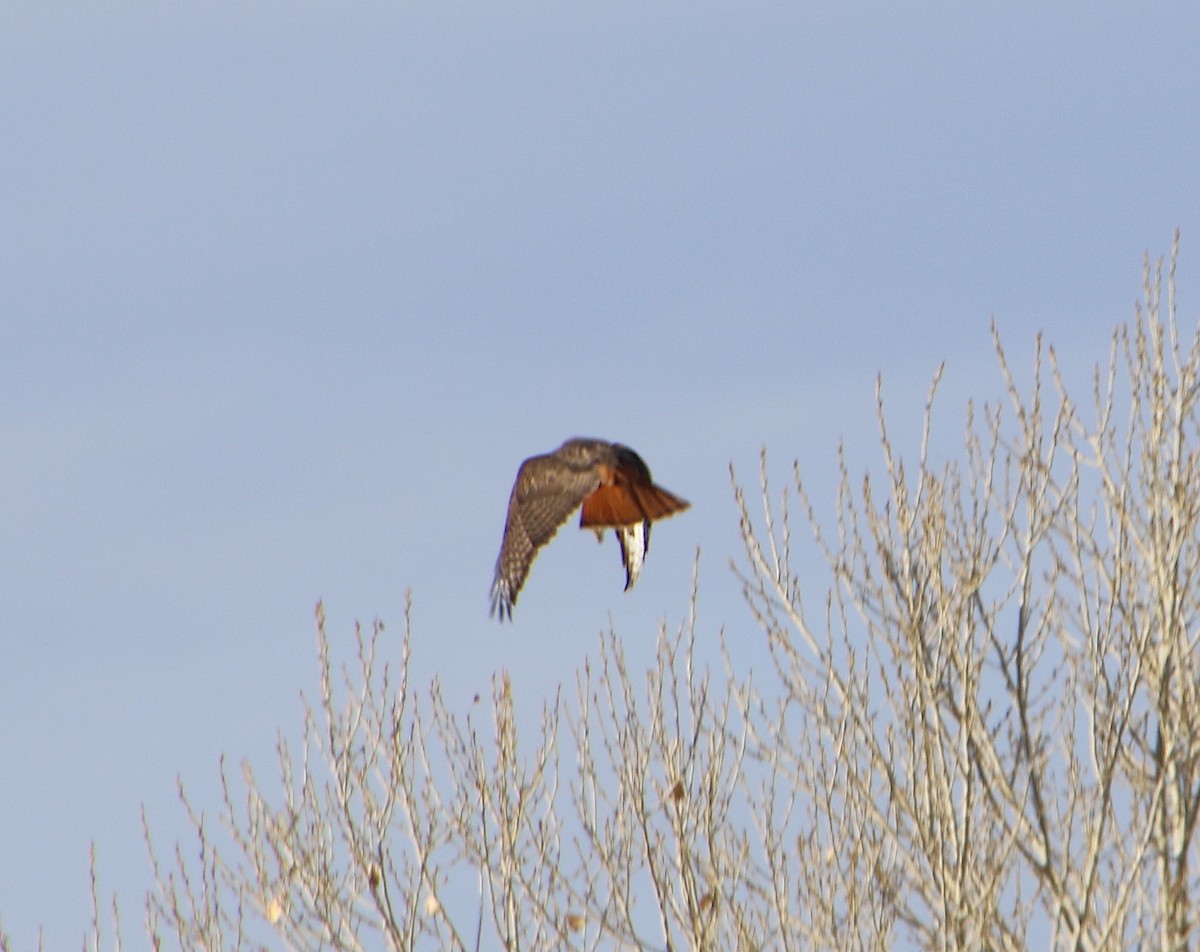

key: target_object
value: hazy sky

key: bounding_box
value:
[3,1,1199,946]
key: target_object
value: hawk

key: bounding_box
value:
[490,438,690,621]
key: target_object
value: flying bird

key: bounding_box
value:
[490,438,690,621]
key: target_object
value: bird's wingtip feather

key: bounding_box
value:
[490,578,515,622]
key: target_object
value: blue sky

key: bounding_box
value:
[2,1,1198,946]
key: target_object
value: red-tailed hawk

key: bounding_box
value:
[490,438,690,620]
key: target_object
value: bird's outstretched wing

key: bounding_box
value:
[490,453,603,621]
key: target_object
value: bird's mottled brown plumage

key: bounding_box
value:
[490,438,690,621]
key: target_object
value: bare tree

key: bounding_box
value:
[9,239,1198,950]
[734,232,1200,951]
[144,582,759,952]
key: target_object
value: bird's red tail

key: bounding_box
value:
[580,483,689,528]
